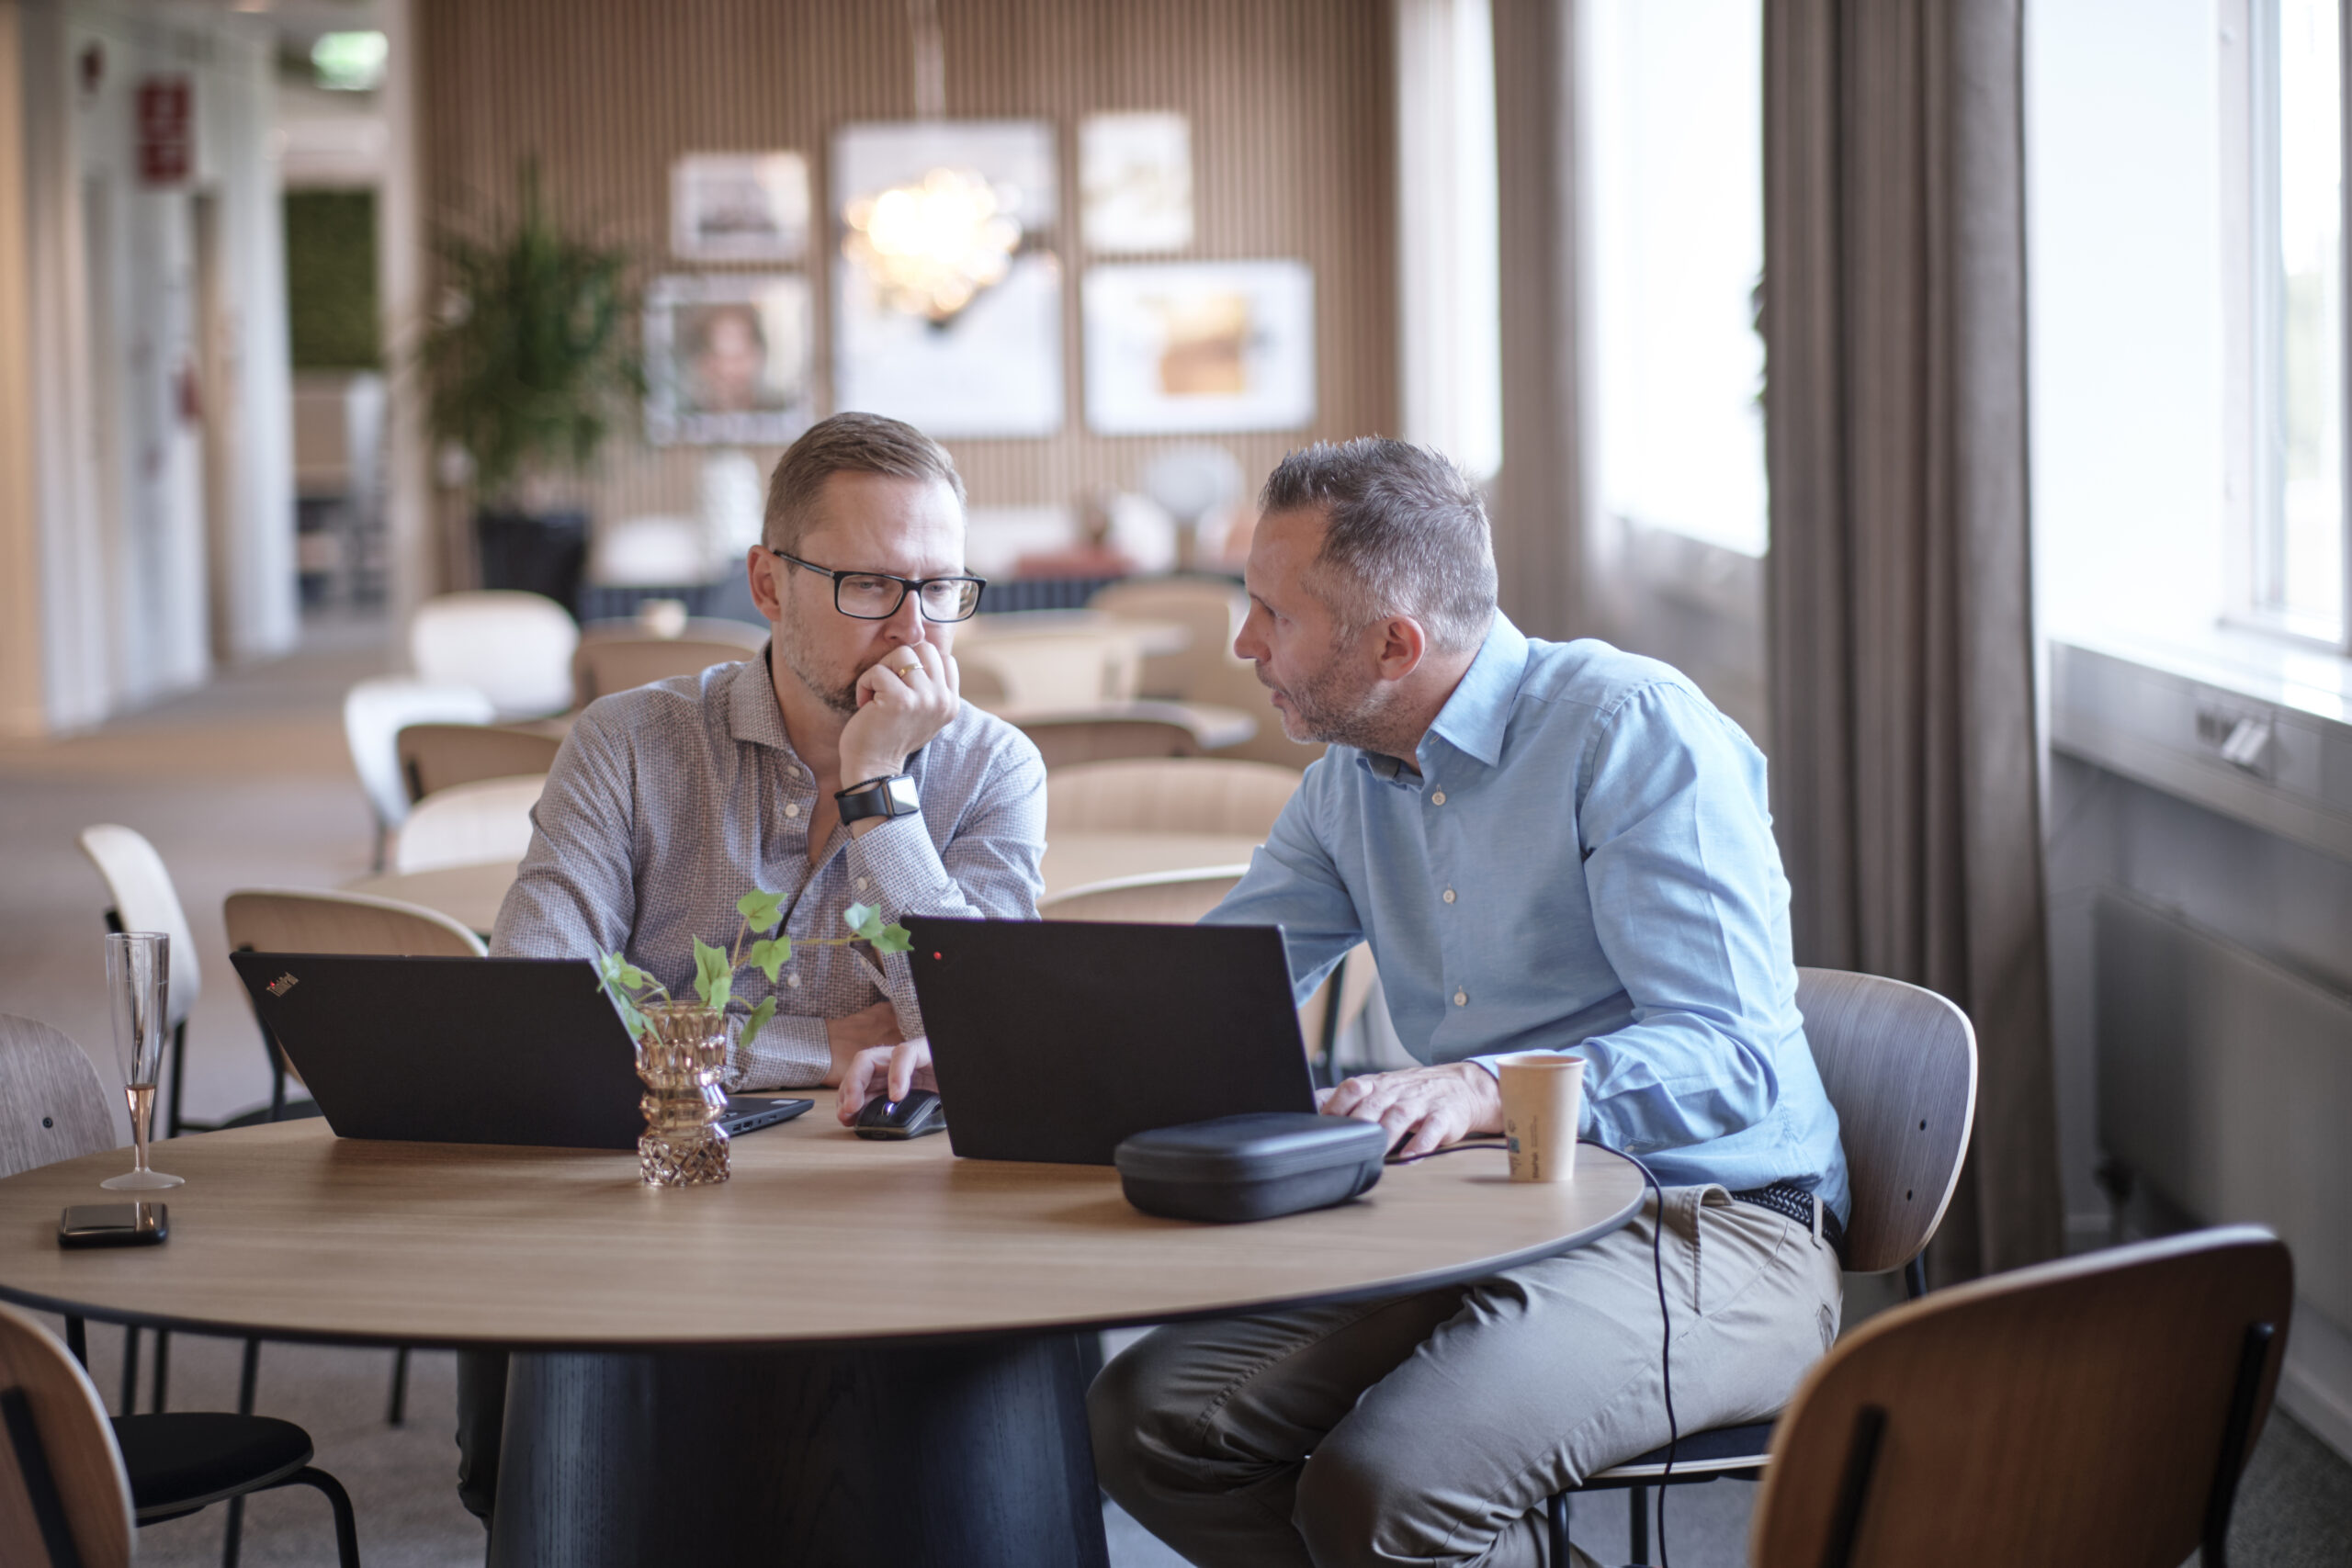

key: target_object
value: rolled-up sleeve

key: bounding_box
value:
[1479,682,1792,1155]
[848,734,1047,1036]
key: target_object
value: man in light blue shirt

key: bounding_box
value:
[1090,440,1849,1568]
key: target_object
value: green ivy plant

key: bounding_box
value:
[595,891,914,1048]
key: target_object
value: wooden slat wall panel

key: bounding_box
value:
[417,0,1397,581]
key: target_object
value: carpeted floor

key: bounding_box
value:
[2,617,2347,1567]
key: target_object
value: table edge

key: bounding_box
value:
[0,1152,1648,1353]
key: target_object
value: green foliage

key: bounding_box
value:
[418,163,641,506]
[285,191,380,369]
[597,886,910,1044]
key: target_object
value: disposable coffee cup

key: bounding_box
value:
[1497,1054,1585,1183]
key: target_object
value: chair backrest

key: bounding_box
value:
[1038,866,1249,926]
[1046,758,1301,838]
[1087,577,1249,699]
[1750,1225,2293,1568]
[395,723,564,804]
[958,631,1140,708]
[1015,716,1201,769]
[0,1300,133,1568]
[587,513,709,586]
[1295,944,1380,1064]
[0,1016,118,1179]
[1793,967,1979,1275]
[344,678,498,830]
[409,591,579,718]
[387,774,545,876]
[571,637,755,705]
[74,825,200,1030]
[223,887,489,958]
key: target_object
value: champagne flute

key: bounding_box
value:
[102,931,184,1191]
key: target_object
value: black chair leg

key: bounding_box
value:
[167,1018,189,1140]
[1628,1483,1650,1564]
[268,1053,288,1122]
[152,1329,171,1413]
[387,1347,410,1427]
[271,1466,362,1568]
[63,1315,86,1369]
[1904,1254,1929,1300]
[1545,1490,1569,1567]
[119,1326,140,1417]
[220,1337,263,1568]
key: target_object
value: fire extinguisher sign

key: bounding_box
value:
[137,77,192,187]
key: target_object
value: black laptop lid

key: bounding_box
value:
[905,917,1317,1165]
[231,953,643,1150]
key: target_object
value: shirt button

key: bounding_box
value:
[1453,988,1468,1007]
[1431,789,1447,805]
[856,876,870,891]
[786,973,801,988]
[1442,888,1457,904]
[784,803,799,818]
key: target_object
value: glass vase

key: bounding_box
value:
[634,1001,730,1187]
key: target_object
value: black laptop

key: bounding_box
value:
[229,953,811,1150]
[904,916,1318,1164]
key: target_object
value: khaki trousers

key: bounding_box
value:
[1088,1185,1842,1568]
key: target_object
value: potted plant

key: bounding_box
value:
[420,164,641,612]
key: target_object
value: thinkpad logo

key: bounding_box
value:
[266,972,299,998]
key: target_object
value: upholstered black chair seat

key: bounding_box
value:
[113,1413,313,1519]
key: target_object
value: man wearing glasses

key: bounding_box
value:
[469,412,1044,1522]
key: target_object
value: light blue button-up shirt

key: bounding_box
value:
[1206,615,1849,1219]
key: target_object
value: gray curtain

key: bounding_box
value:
[1763,0,2061,1278]
[1487,0,1585,641]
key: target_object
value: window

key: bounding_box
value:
[1585,0,1768,558]
[2231,0,2346,645]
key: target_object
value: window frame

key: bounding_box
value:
[2221,0,2352,654]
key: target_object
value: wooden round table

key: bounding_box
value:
[0,1101,1645,1565]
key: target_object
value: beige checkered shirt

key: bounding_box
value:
[490,649,1046,1089]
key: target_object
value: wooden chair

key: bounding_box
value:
[342,678,498,869]
[1748,1224,2291,1568]
[959,630,1141,708]
[571,636,759,705]
[0,1016,362,1568]
[395,723,562,804]
[1007,702,1259,769]
[1086,577,1248,699]
[1045,758,1301,838]
[408,591,578,719]
[1549,966,1980,1566]
[74,827,206,1141]
[390,775,545,875]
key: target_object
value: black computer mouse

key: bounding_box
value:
[854,1088,947,1140]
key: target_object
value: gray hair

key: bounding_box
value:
[763,412,966,553]
[1259,439,1498,654]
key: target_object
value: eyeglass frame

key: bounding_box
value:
[767,548,989,623]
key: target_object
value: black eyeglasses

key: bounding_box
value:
[770,549,988,623]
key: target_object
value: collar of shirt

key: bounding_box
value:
[1356,613,1532,786]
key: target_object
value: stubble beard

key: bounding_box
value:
[775,614,861,718]
[1262,648,1416,759]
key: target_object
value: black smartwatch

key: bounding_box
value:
[836,773,921,825]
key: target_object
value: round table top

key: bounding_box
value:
[0,1100,1645,1350]
[344,830,1272,936]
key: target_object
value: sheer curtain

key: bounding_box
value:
[1762,0,2062,1277]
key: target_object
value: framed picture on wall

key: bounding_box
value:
[1080,112,1193,254]
[1082,260,1316,434]
[670,152,810,263]
[643,273,813,446]
[831,119,1064,438]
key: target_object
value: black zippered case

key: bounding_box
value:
[1114,1112,1387,1223]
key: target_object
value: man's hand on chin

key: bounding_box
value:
[1317,1061,1504,1157]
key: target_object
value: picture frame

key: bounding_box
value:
[1082,260,1316,434]
[643,273,814,447]
[670,152,810,264]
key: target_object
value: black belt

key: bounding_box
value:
[1730,1182,1847,1263]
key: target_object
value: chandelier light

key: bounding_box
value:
[843,167,1023,326]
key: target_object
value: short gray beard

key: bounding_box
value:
[1266,645,1420,761]
[774,615,860,717]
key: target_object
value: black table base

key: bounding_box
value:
[489,1334,1112,1568]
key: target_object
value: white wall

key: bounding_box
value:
[12,0,296,734]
